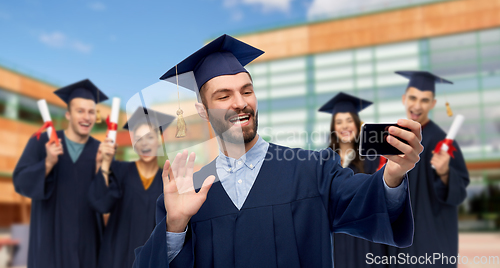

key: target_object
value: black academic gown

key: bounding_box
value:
[13,130,102,268]
[387,120,469,267]
[88,161,163,268]
[334,157,390,268]
[133,144,414,268]
[348,157,380,175]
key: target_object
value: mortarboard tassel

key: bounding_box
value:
[96,109,102,123]
[95,87,102,123]
[446,102,453,117]
[441,77,453,117]
[176,108,186,138]
[175,65,186,138]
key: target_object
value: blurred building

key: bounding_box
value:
[152,0,500,230]
[234,0,500,229]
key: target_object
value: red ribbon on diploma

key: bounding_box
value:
[106,115,118,137]
[433,138,457,158]
[33,121,59,146]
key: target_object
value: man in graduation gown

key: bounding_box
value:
[386,71,470,267]
[133,34,424,268]
[13,79,108,268]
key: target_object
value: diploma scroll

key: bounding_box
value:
[433,114,464,158]
[34,99,59,145]
[37,100,53,138]
[106,97,121,143]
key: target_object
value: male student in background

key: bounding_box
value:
[13,79,108,268]
[386,71,470,267]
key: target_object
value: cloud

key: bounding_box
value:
[88,2,106,11]
[242,0,292,13]
[307,0,410,19]
[223,0,292,13]
[40,32,67,48]
[39,31,92,54]
[72,41,93,53]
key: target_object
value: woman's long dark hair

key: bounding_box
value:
[329,112,364,173]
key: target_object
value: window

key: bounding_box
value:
[479,28,500,44]
[18,95,43,125]
[270,96,306,111]
[375,41,418,60]
[315,79,354,93]
[270,84,306,98]
[430,32,476,51]
[270,109,307,125]
[314,51,352,68]
[270,57,305,74]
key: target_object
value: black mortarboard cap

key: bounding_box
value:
[318,92,372,115]
[159,34,264,100]
[396,71,453,93]
[54,79,108,104]
[123,107,175,134]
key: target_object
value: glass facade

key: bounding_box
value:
[245,27,500,163]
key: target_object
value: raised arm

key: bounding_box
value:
[88,138,121,213]
[324,119,422,247]
[13,134,62,200]
[430,141,469,206]
[163,151,215,233]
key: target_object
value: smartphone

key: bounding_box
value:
[359,123,411,156]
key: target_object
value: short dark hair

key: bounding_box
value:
[198,72,253,108]
[199,82,209,108]
[405,87,435,98]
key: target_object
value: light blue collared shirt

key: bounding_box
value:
[215,135,269,210]
[166,139,407,263]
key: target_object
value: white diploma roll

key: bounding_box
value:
[108,97,121,143]
[37,99,53,138]
[442,114,465,152]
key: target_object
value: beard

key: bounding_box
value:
[207,107,258,144]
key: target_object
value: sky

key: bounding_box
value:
[0,0,431,108]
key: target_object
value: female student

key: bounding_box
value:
[319,92,387,268]
[89,107,174,268]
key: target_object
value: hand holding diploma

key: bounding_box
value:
[45,138,63,176]
[433,114,464,158]
[35,99,59,146]
[96,137,117,185]
[431,114,465,183]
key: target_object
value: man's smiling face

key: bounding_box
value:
[198,72,258,144]
[402,87,437,125]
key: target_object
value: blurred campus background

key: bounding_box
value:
[1,0,499,267]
